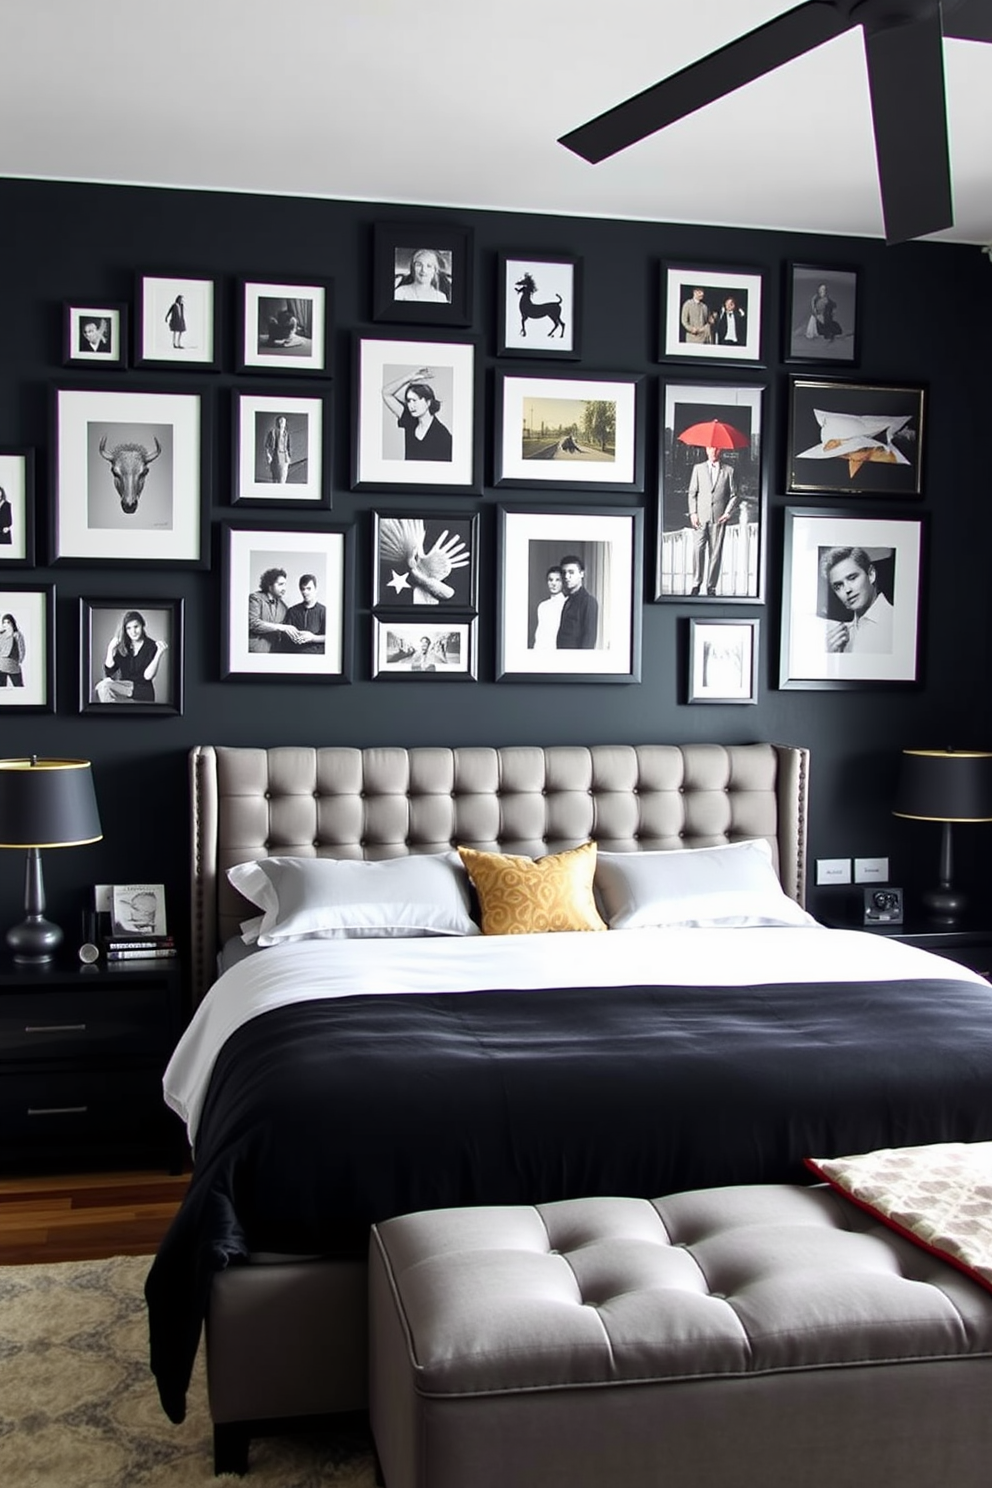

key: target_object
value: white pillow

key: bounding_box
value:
[594,840,817,930]
[227,851,480,945]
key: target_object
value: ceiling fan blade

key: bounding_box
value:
[559,1,850,163]
[864,10,953,242]
[941,0,992,42]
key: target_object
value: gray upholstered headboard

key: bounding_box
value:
[189,742,809,1005]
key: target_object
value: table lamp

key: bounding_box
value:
[892,747,992,924]
[0,757,103,964]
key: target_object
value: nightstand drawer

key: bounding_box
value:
[0,1068,172,1159]
[0,987,172,1060]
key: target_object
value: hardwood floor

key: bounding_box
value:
[0,1169,189,1264]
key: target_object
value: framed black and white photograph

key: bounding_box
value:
[784,264,860,364]
[497,253,581,359]
[688,618,759,704]
[79,597,184,716]
[372,511,478,610]
[135,272,218,369]
[494,370,644,491]
[111,882,167,937]
[237,276,332,375]
[63,302,127,368]
[222,523,352,681]
[0,583,54,711]
[372,222,473,326]
[656,381,764,601]
[787,379,925,497]
[232,390,330,508]
[0,449,35,568]
[53,386,207,566]
[353,334,479,492]
[660,264,763,365]
[496,506,642,683]
[372,617,477,680]
[779,507,923,690]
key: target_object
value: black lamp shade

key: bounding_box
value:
[0,758,103,848]
[893,749,992,823]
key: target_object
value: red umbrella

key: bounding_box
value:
[677,419,749,450]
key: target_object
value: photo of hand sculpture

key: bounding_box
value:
[378,517,472,604]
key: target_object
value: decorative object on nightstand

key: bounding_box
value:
[0,757,103,965]
[893,747,992,925]
[863,887,903,925]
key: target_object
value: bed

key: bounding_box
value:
[147,741,992,1473]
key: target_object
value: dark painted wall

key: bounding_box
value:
[1,178,989,960]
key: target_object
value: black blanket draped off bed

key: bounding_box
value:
[147,973,992,1421]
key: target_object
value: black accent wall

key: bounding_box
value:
[1,177,989,957]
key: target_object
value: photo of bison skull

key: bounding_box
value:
[98,435,162,514]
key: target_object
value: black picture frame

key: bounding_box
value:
[496,504,643,684]
[63,302,128,369]
[352,333,481,493]
[231,389,332,509]
[221,522,354,682]
[372,510,479,611]
[783,263,860,365]
[655,380,765,602]
[0,448,36,569]
[779,506,924,690]
[134,272,220,370]
[372,222,474,327]
[372,617,478,681]
[660,263,764,366]
[494,369,645,493]
[687,618,759,705]
[0,581,55,712]
[786,378,925,497]
[52,385,209,568]
[496,253,582,359]
[236,275,333,377]
[79,597,184,716]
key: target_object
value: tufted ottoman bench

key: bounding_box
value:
[369,1185,992,1488]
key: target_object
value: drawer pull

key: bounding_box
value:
[24,1024,87,1034]
[27,1105,89,1116]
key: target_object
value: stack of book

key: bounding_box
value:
[104,934,176,962]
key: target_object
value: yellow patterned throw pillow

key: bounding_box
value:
[457,841,608,935]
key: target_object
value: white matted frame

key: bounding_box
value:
[0,583,55,711]
[0,449,35,567]
[497,253,581,359]
[52,386,207,567]
[222,523,352,681]
[779,507,923,690]
[237,276,332,376]
[497,505,642,683]
[372,617,477,680]
[353,334,479,492]
[233,390,330,508]
[135,273,219,369]
[688,618,759,704]
[495,370,643,491]
[661,264,763,366]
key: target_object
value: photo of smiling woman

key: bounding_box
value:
[380,365,453,462]
[94,608,169,703]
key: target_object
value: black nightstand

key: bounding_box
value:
[825,915,992,980]
[0,953,187,1173]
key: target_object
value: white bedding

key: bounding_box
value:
[165,926,984,1143]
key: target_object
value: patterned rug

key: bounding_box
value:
[0,1255,378,1486]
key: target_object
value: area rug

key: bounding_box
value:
[0,1255,377,1486]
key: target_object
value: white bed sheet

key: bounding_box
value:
[165,926,984,1144]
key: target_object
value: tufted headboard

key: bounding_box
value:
[189,742,809,1005]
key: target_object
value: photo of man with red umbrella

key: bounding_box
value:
[656,383,763,600]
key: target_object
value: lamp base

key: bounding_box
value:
[920,884,968,926]
[6,916,63,965]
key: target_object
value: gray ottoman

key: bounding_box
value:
[369,1185,992,1488]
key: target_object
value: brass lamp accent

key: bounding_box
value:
[893,748,992,924]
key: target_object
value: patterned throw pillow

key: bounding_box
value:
[457,841,608,936]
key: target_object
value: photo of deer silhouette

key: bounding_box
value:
[514,272,566,339]
[98,435,162,514]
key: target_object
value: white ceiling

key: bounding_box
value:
[4,0,991,244]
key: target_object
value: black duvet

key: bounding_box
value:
[148,973,992,1420]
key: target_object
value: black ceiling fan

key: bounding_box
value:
[559,0,992,244]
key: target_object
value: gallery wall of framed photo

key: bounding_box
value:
[0,172,989,943]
